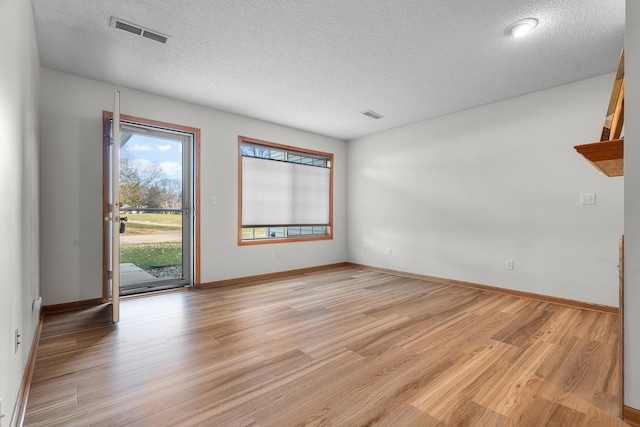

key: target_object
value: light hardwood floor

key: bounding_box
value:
[25,267,626,426]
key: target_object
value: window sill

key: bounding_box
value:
[238,235,333,246]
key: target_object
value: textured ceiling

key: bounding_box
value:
[31,0,624,140]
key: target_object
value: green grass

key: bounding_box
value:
[120,242,182,270]
[126,213,182,225]
[241,227,268,239]
[124,222,181,235]
[121,213,182,235]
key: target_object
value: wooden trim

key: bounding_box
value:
[574,139,624,162]
[102,111,202,290]
[237,135,334,245]
[624,406,640,427]
[42,298,103,314]
[238,137,242,245]
[348,263,619,315]
[201,262,618,314]
[12,310,44,427]
[198,262,349,288]
[239,135,334,158]
[105,112,203,135]
[620,235,625,417]
[574,139,624,177]
[239,235,334,246]
[609,80,625,140]
[601,50,625,142]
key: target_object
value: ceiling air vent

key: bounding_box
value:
[142,30,168,44]
[361,110,384,120]
[110,17,169,44]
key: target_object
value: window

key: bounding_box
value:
[239,136,333,244]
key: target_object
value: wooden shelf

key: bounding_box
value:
[574,139,623,177]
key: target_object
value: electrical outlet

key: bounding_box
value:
[387,248,393,255]
[15,329,21,353]
[506,259,514,270]
[363,245,367,253]
[275,249,280,258]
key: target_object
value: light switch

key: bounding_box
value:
[580,193,596,205]
[210,196,217,206]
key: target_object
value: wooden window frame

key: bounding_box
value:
[238,136,334,246]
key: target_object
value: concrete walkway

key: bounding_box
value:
[120,263,162,286]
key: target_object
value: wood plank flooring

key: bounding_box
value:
[24,267,626,426]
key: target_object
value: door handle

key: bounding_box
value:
[119,216,128,234]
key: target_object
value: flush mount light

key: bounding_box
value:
[506,18,539,38]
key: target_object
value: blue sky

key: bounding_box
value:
[121,134,182,178]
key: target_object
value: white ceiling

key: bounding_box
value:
[31,0,624,140]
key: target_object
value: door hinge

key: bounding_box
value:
[109,137,114,146]
[107,270,113,280]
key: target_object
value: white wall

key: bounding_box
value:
[39,68,347,305]
[625,0,640,411]
[0,0,41,423]
[348,74,623,307]
[17,1,640,414]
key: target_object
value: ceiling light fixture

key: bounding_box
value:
[506,18,538,38]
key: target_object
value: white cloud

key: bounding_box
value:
[157,144,172,152]
[127,143,152,151]
[160,161,182,176]
[129,158,155,170]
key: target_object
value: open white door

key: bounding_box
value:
[110,90,121,323]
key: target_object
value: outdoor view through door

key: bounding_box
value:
[103,112,199,297]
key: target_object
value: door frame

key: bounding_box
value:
[102,111,201,302]
[619,235,624,418]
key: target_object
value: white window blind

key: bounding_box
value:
[242,156,330,227]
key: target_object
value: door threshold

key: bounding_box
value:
[120,283,190,297]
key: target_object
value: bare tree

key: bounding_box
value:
[120,160,181,208]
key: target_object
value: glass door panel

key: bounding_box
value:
[115,124,193,295]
